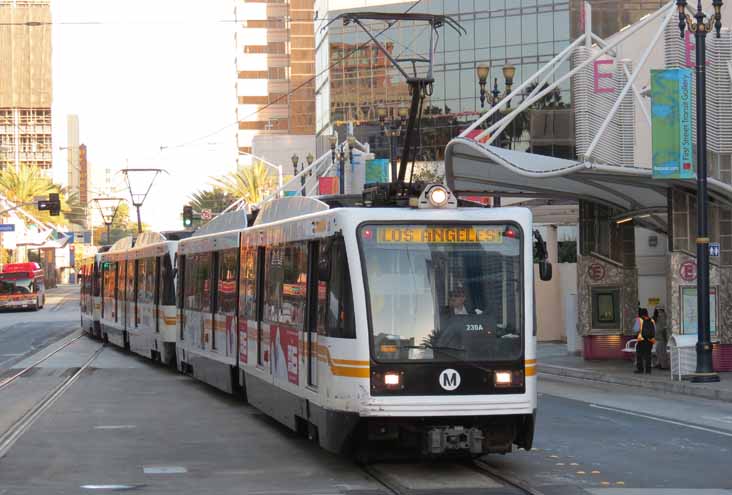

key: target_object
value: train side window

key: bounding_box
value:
[160,254,175,306]
[200,253,213,313]
[263,246,284,324]
[320,237,355,339]
[217,248,238,315]
[280,242,308,328]
[238,245,257,320]
[183,255,198,311]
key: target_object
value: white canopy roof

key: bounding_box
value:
[446,137,732,215]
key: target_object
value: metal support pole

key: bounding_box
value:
[338,152,345,194]
[692,20,719,383]
[135,205,143,234]
[398,82,423,183]
[106,223,111,245]
[390,133,398,182]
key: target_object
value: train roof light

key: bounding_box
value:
[417,183,457,209]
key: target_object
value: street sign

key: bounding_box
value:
[710,242,720,257]
[0,224,15,232]
[201,209,213,221]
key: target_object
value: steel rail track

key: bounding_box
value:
[360,464,407,495]
[0,333,84,391]
[0,343,104,458]
[473,458,544,495]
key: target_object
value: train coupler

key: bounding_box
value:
[426,426,484,455]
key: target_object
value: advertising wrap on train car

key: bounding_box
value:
[271,325,298,385]
[239,319,248,364]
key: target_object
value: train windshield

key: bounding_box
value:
[359,224,523,363]
[0,275,34,295]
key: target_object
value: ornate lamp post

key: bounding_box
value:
[677,0,723,383]
[477,64,490,108]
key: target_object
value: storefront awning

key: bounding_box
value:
[446,137,732,216]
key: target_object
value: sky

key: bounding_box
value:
[52,0,238,231]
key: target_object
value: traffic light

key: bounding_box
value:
[49,193,60,216]
[37,193,61,216]
[183,205,193,228]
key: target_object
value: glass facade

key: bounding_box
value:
[315,0,664,164]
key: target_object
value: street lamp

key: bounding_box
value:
[677,0,723,383]
[291,153,306,196]
[92,197,125,245]
[476,64,490,108]
[378,105,409,181]
[121,168,164,234]
[329,133,338,165]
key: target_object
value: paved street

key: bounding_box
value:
[0,284,80,370]
[0,291,731,494]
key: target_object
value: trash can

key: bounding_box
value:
[669,334,697,381]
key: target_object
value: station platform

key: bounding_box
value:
[538,342,732,403]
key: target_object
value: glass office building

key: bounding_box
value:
[315,0,664,162]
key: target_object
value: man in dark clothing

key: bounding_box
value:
[634,308,655,374]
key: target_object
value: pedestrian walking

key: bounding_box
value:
[633,308,656,374]
[653,305,669,369]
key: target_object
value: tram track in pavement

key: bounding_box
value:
[472,458,543,495]
[0,340,104,459]
[360,460,540,495]
[0,333,85,391]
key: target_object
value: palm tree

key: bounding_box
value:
[211,161,276,206]
[189,187,235,215]
[0,164,73,225]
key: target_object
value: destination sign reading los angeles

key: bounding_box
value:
[374,225,511,244]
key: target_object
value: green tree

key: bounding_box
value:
[189,187,235,215]
[212,161,276,206]
[93,202,137,245]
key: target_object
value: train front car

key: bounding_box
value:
[340,196,538,458]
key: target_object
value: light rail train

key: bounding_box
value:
[79,183,551,458]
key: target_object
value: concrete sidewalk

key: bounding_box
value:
[538,342,732,403]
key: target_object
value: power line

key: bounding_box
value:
[161,0,425,151]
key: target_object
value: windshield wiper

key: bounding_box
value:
[403,344,466,353]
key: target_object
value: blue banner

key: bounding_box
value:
[0,224,15,232]
[651,69,694,179]
[366,158,390,183]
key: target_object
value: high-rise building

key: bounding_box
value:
[314,0,666,162]
[0,0,52,171]
[235,0,316,168]
[67,114,80,195]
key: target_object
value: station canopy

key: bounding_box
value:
[445,138,732,233]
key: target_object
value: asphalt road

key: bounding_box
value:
[0,297,730,494]
[0,284,80,370]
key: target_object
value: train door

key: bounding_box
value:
[215,248,239,358]
[306,241,320,388]
[154,256,161,334]
[205,253,217,353]
[116,261,124,324]
[255,246,266,369]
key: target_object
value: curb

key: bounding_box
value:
[539,363,732,404]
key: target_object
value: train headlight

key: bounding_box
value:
[428,186,448,207]
[494,371,513,387]
[416,183,457,209]
[384,372,401,387]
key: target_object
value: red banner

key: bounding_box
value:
[318,176,339,195]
